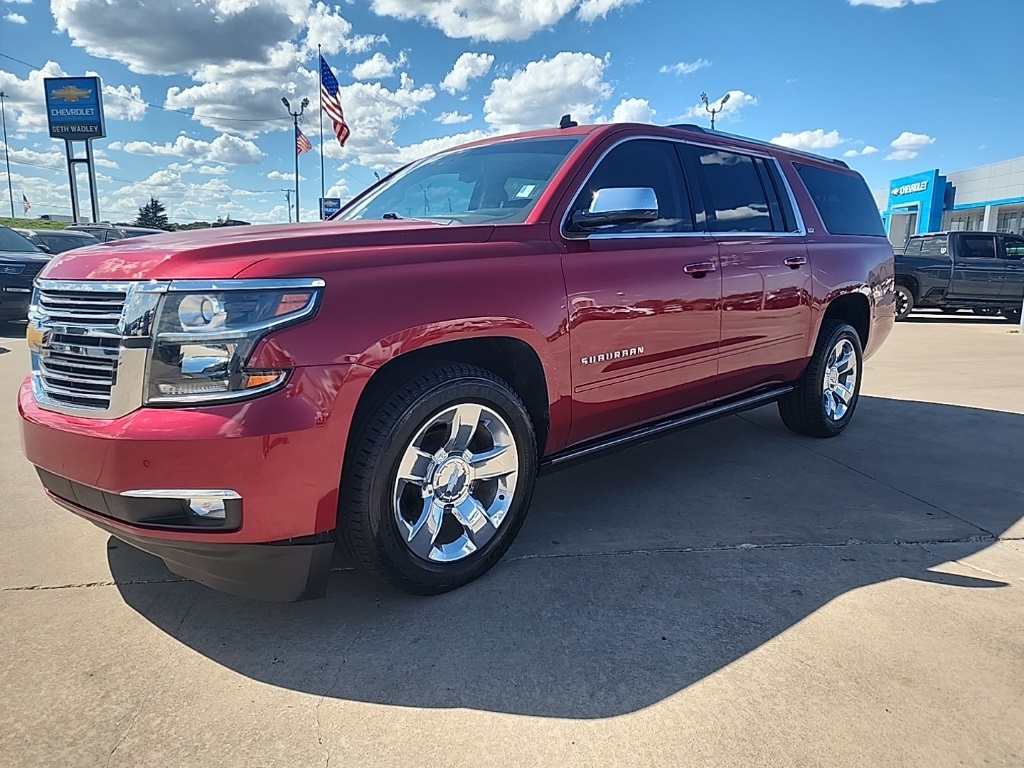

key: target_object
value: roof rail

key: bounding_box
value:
[661,124,850,169]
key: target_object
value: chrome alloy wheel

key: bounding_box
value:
[392,403,519,563]
[895,288,910,319]
[822,338,858,422]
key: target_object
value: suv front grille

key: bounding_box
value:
[34,287,128,412]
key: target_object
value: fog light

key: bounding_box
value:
[189,497,227,519]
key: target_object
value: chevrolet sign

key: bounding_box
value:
[44,76,105,140]
[891,181,929,197]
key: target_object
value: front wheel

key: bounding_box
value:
[1002,308,1022,323]
[894,284,914,321]
[779,320,864,438]
[339,363,537,595]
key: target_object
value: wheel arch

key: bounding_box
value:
[817,290,871,351]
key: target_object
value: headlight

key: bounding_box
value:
[145,282,322,405]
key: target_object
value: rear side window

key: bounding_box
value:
[794,163,885,236]
[919,236,947,257]
[690,147,772,233]
[903,239,923,256]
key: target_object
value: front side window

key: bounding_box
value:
[959,235,997,259]
[566,139,693,234]
[692,148,772,233]
[339,137,581,225]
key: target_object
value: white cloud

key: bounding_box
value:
[352,51,407,80]
[576,0,642,22]
[770,129,846,151]
[117,134,265,164]
[610,98,655,123]
[677,90,758,123]
[436,111,473,124]
[101,83,147,122]
[843,145,879,158]
[267,170,306,182]
[885,131,935,161]
[302,2,387,56]
[4,12,26,23]
[848,0,940,7]
[660,58,711,76]
[370,0,637,42]
[441,52,495,94]
[484,52,612,133]
[198,165,230,175]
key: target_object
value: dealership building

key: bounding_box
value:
[875,156,1024,246]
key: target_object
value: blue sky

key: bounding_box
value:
[1,0,1021,224]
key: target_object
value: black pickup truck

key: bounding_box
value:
[894,231,1024,322]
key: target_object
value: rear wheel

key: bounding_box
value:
[339,363,537,595]
[779,320,863,438]
[894,285,913,321]
[973,307,1000,316]
[1003,308,1022,323]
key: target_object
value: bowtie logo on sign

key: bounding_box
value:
[51,85,92,102]
[892,181,929,197]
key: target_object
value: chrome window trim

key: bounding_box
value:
[558,134,807,242]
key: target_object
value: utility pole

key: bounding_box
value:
[281,96,309,222]
[0,91,14,218]
[282,189,293,223]
[699,91,731,131]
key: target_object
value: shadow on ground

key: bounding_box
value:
[109,396,1023,719]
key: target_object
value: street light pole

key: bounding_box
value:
[282,189,293,223]
[0,91,14,218]
[281,96,309,222]
[699,91,731,131]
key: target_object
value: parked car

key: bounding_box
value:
[64,222,167,242]
[0,226,51,322]
[19,122,894,601]
[894,231,1024,322]
[14,228,101,255]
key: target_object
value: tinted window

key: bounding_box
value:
[919,236,948,257]
[1003,237,1024,261]
[0,226,41,252]
[959,235,997,259]
[794,163,886,236]
[903,238,923,256]
[692,148,772,233]
[568,139,693,234]
[38,233,98,253]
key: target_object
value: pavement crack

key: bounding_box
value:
[316,697,330,768]
[2,577,188,592]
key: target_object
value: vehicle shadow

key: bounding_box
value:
[0,320,26,342]
[109,396,1023,719]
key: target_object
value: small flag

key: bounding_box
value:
[295,125,312,155]
[22,193,31,214]
[319,54,351,147]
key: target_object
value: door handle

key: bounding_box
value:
[784,256,808,269]
[683,261,717,276]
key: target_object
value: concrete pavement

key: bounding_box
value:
[1,313,1022,767]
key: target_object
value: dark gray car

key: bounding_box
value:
[0,227,51,322]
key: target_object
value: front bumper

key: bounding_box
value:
[19,363,371,600]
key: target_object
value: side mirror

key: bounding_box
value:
[37,243,52,254]
[571,187,659,230]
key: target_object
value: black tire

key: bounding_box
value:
[973,307,1000,316]
[894,284,914,321]
[778,320,864,438]
[339,362,537,595]
[1001,308,1021,323]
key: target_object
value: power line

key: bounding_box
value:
[1,53,291,124]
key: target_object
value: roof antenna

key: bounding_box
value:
[559,114,578,129]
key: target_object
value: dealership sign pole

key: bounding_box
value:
[44,76,105,223]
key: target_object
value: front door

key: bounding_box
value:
[951,234,1005,300]
[560,138,722,444]
[999,235,1024,305]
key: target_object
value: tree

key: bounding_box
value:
[134,197,170,230]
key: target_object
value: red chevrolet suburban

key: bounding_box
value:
[19,123,894,601]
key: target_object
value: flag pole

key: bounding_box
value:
[318,44,325,220]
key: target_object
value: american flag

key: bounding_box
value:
[319,54,351,147]
[22,193,31,214]
[295,125,312,155]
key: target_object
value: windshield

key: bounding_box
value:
[39,233,99,253]
[338,136,581,225]
[0,227,42,253]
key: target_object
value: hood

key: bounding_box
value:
[40,220,496,281]
[0,249,51,264]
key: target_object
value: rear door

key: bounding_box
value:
[685,144,811,392]
[950,234,1004,300]
[999,235,1024,304]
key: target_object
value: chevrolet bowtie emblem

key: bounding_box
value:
[26,323,49,353]
[51,85,92,102]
